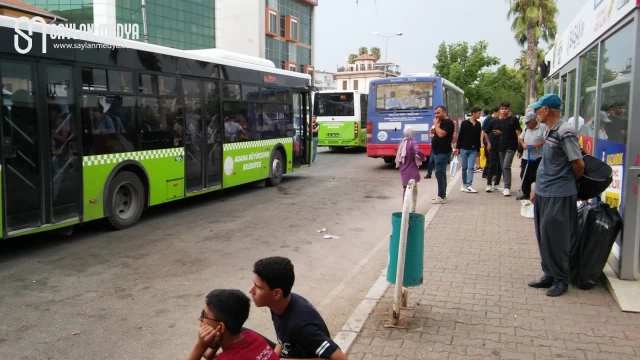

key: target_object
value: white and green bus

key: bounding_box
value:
[0,16,312,237]
[313,90,368,150]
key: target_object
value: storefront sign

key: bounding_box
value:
[548,0,637,74]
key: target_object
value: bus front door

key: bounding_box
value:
[292,91,311,167]
[184,79,222,192]
[0,61,82,235]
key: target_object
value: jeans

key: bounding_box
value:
[499,150,516,189]
[426,154,435,176]
[459,149,478,187]
[312,136,318,162]
[433,153,451,198]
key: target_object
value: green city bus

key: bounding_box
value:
[0,16,312,237]
[313,90,367,150]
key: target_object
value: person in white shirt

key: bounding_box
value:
[386,91,403,109]
[578,111,610,140]
[567,115,585,130]
[404,90,420,108]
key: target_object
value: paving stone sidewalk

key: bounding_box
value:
[347,171,640,360]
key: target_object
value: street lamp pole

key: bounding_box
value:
[374,32,403,78]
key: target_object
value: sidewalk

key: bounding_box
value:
[346,169,640,360]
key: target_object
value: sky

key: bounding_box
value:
[314,0,586,74]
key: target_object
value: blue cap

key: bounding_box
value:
[528,94,562,110]
[524,112,537,122]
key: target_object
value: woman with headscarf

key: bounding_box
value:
[396,126,425,201]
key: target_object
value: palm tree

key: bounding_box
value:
[507,0,558,107]
[358,47,368,56]
[348,54,358,64]
[370,47,381,61]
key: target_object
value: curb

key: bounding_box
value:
[333,170,463,352]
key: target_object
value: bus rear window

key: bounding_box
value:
[375,82,433,110]
[314,93,355,116]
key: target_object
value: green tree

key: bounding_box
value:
[471,65,526,111]
[358,47,369,56]
[370,47,381,61]
[348,54,358,64]
[434,41,500,106]
[507,0,558,109]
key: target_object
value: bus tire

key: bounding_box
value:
[106,171,145,230]
[383,157,394,164]
[266,150,284,187]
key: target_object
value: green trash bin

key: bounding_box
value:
[387,212,425,287]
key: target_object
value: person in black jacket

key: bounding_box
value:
[454,106,483,193]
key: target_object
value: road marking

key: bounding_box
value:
[333,170,462,353]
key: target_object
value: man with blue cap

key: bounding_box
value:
[527,94,585,297]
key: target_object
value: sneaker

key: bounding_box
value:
[431,197,447,204]
[503,188,511,196]
[461,185,468,192]
[485,185,493,192]
[493,185,504,192]
[466,186,478,193]
[474,168,483,173]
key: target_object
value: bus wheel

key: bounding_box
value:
[107,171,145,229]
[383,157,394,164]
[266,151,284,187]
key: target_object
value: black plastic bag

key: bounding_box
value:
[577,155,613,201]
[570,202,622,290]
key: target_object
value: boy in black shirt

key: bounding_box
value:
[495,102,522,196]
[483,106,503,192]
[250,257,348,360]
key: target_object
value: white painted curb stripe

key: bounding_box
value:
[333,170,463,353]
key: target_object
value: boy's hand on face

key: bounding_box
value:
[198,324,222,347]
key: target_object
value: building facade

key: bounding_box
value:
[313,70,336,91]
[334,54,400,92]
[264,0,315,74]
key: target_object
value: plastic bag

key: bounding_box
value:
[449,155,459,178]
[570,202,622,290]
[520,200,534,218]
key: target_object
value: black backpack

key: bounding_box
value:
[577,153,613,201]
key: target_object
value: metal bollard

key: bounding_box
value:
[385,179,418,328]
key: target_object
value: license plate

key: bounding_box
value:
[327,133,340,137]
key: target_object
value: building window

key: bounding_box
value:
[280,16,286,37]
[354,80,359,90]
[285,15,299,42]
[266,8,278,36]
[285,61,297,72]
[343,80,347,90]
[291,19,298,40]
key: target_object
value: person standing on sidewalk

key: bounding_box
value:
[424,124,436,179]
[516,112,546,201]
[454,106,482,193]
[528,94,584,297]
[312,115,319,162]
[430,105,455,204]
[495,102,522,196]
[483,106,503,192]
[396,126,425,200]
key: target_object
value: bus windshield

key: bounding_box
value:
[375,82,434,110]
[314,92,355,117]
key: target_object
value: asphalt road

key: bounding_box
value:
[0,147,441,360]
